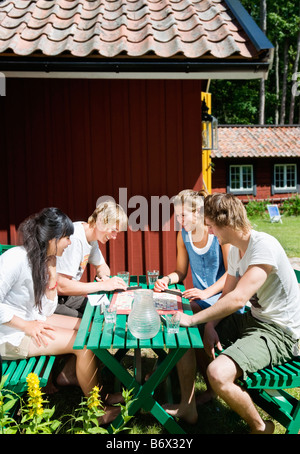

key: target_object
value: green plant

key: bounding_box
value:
[282,195,300,216]
[18,373,60,434]
[65,385,109,434]
[0,375,19,434]
[245,199,269,218]
[64,387,135,434]
[0,372,135,435]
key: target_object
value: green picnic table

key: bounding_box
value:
[73,275,203,434]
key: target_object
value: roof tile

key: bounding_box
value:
[212,126,300,159]
[0,0,263,58]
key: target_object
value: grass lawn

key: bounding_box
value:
[249,215,300,257]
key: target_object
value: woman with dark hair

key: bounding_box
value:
[0,207,119,424]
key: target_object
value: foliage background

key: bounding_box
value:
[211,0,300,125]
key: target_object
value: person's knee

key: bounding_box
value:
[207,359,223,389]
[207,355,239,391]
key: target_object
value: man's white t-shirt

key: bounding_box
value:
[56,222,105,281]
[228,230,300,340]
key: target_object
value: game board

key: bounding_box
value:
[110,289,183,314]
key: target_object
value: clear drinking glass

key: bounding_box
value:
[165,312,181,334]
[104,306,117,324]
[147,270,159,286]
[117,271,130,286]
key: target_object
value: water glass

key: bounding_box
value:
[165,312,181,334]
[117,271,130,286]
[147,270,159,286]
[104,306,117,324]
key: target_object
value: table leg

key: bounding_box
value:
[134,348,142,384]
[93,347,188,434]
[93,348,139,393]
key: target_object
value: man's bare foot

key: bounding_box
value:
[43,368,78,395]
[55,356,79,388]
[196,389,216,405]
[104,392,125,406]
[163,403,198,425]
[251,420,275,434]
[42,380,59,395]
[98,405,121,425]
[55,369,79,387]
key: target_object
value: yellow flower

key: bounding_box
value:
[26,373,44,417]
[87,386,101,410]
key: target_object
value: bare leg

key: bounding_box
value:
[194,348,216,404]
[189,306,216,404]
[28,318,120,424]
[190,301,202,314]
[28,324,98,395]
[163,349,198,424]
[207,354,274,434]
[47,314,124,405]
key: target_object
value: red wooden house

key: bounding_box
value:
[212,125,300,202]
[0,0,273,284]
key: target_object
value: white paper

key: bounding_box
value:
[88,294,110,307]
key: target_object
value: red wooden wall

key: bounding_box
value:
[0,78,204,285]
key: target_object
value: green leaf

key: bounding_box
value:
[3,396,19,412]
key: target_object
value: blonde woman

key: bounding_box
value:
[155,190,230,312]
[56,200,128,318]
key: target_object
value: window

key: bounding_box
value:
[274,164,297,192]
[229,165,254,194]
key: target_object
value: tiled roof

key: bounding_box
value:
[0,0,261,58]
[212,126,300,159]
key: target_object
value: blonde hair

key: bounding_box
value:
[173,189,208,213]
[204,193,251,233]
[88,200,128,231]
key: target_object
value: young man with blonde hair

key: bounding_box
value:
[55,200,128,318]
[166,193,300,434]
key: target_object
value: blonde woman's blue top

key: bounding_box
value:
[181,229,225,309]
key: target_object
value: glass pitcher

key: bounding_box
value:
[128,290,160,339]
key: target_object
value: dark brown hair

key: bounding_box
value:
[19,207,74,311]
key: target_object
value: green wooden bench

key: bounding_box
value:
[242,357,300,434]
[240,269,300,434]
[1,355,56,395]
[0,244,56,414]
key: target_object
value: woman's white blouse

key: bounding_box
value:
[0,246,57,346]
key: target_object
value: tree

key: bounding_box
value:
[211,0,300,125]
[289,28,300,123]
[259,0,267,124]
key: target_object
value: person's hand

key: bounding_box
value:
[183,287,207,301]
[154,278,168,292]
[203,323,222,360]
[24,320,56,347]
[178,312,194,327]
[101,276,127,291]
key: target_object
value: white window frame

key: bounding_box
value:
[229,164,254,194]
[274,163,297,192]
